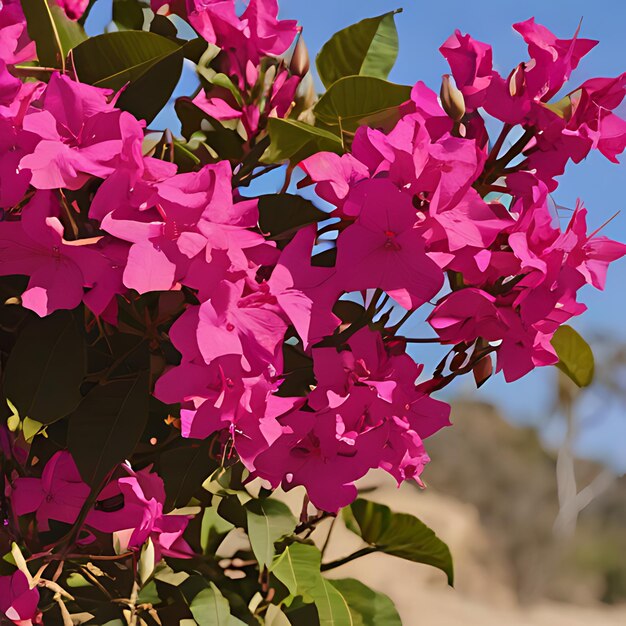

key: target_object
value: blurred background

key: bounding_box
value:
[86,0,626,622]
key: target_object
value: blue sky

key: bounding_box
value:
[87,0,626,469]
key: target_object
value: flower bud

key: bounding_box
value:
[507,62,526,98]
[473,355,493,388]
[290,33,310,77]
[440,74,465,122]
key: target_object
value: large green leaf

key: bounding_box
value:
[71,31,179,89]
[309,578,355,626]
[272,544,359,624]
[262,118,344,165]
[246,499,297,569]
[316,10,401,89]
[112,0,146,31]
[314,77,411,135]
[329,579,401,626]
[22,0,86,70]
[159,440,218,510]
[343,498,454,585]
[72,31,185,123]
[67,372,149,486]
[551,325,595,387]
[257,194,327,242]
[4,311,85,425]
[271,543,322,604]
[189,582,247,626]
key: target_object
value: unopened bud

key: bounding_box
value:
[508,63,526,98]
[440,74,465,122]
[290,32,310,77]
[450,350,468,372]
[473,355,493,388]
[294,73,316,122]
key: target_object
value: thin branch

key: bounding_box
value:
[486,123,513,164]
[320,517,337,559]
[320,547,377,571]
[403,337,441,344]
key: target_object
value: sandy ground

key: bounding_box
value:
[277,476,626,626]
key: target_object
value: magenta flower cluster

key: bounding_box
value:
[0,1,625,620]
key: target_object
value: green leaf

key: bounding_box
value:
[112,0,146,31]
[314,77,411,135]
[316,10,401,89]
[265,604,292,626]
[153,563,190,587]
[150,13,178,39]
[71,31,185,123]
[200,506,234,555]
[551,325,595,387]
[309,578,355,626]
[189,582,247,626]
[328,579,401,626]
[271,545,366,624]
[159,440,218,509]
[175,97,246,161]
[137,579,161,605]
[246,499,297,569]
[257,194,327,242]
[22,0,86,70]
[66,573,91,588]
[202,466,251,503]
[262,118,344,164]
[343,498,454,586]
[271,543,322,604]
[4,311,85,425]
[196,68,244,108]
[67,371,149,486]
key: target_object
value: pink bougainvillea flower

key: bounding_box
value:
[299,152,370,210]
[252,388,391,512]
[439,30,493,110]
[0,0,36,64]
[311,327,451,439]
[335,178,443,309]
[19,74,145,190]
[562,74,626,163]
[512,18,597,101]
[0,191,114,316]
[184,0,298,77]
[495,308,559,382]
[426,187,512,252]
[561,206,626,289]
[11,451,90,531]
[378,415,430,486]
[428,288,507,345]
[273,225,343,344]
[0,59,20,105]
[53,0,89,20]
[0,118,39,208]
[197,279,287,372]
[0,571,40,626]
[483,19,598,130]
[114,469,193,559]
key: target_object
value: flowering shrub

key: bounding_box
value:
[0,0,624,623]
